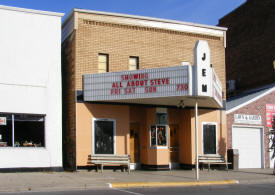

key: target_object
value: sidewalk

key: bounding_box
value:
[0,169,274,193]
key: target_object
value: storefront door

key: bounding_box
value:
[93,119,115,154]
[130,123,140,163]
[203,123,217,154]
[169,124,179,162]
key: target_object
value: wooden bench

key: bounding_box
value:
[198,155,231,171]
[88,154,130,173]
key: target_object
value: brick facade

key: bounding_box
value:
[62,32,77,170]
[227,90,275,168]
[62,10,227,170]
[218,0,275,97]
[75,14,226,93]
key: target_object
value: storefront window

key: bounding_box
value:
[14,114,45,147]
[0,113,45,147]
[150,125,167,147]
[0,114,12,147]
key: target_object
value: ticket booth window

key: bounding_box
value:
[150,125,168,147]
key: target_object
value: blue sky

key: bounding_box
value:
[0,0,245,25]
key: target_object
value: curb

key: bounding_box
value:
[109,180,239,188]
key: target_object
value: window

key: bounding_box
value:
[93,119,115,154]
[0,113,45,148]
[150,125,168,147]
[156,108,167,125]
[0,114,12,147]
[98,54,109,73]
[129,56,139,70]
[202,123,217,154]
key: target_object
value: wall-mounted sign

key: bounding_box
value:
[83,65,192,101]
[194,40,212,97]
[266,104,275,127]
[212,68,223,107]
[234,114,262,125]
[0,117,6,125]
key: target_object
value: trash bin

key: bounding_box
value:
[227,149,239,170]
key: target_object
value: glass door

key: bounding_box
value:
[93,119,115,154]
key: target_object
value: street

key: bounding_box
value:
[2,183,275,195]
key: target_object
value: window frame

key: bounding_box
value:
[98,53,109,73]
[201,122,218,155]
[149,124,168,149]
[129,56,139,70]
[92,118,116,155]
[0,112,46,148]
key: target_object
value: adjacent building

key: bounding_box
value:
[218,0,275,169]
[226,84,275,168]
[0,5,63,171]
[62,9,227,171]
[218,0,275,97]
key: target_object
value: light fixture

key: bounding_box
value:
[177,100,185,108]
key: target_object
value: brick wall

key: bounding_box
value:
[62,32,77,171]
[219,0,275,96]
[227,90,275,168]
[75,13,226,95]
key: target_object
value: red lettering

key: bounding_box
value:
[124,87,136,95]
[144,80,148,86]
[145,86,157,93]
[110,89,121,95]
[127,81,131,87]
[177,83,188,91]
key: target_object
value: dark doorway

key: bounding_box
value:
[203,124,216,154]
[94,120,115,154]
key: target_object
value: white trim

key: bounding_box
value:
[0,5,64,17]
[201,122,218,155]
[149,124,169,149]
[73,8,227,31]
[232,125,265,168]
[92,118,116,155]
[226,87,275,114]
[63,9,226,38]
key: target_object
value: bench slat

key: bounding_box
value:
[88,154,130,173]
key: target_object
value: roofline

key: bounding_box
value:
[226,86,275,114]
[219,1,246,23]
[63,8,227,32]
[0,4,64,17]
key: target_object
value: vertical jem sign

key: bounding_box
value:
[194,40,212,97]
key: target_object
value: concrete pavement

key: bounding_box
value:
[0,169,274,193]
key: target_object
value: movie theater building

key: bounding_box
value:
[0,5,63,171]
[62,9,227,170]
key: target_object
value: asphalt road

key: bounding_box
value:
[2,183,275,195]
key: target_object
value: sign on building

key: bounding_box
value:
[234,114,262,125]
[266,104,275,127]
[0,117,6,125]
[194,40,212,97]
[83,65,192,101]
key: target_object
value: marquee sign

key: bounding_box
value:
[83,40,223,107]
[83,65,192,101]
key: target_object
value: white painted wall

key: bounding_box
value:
[0,6,63,169]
